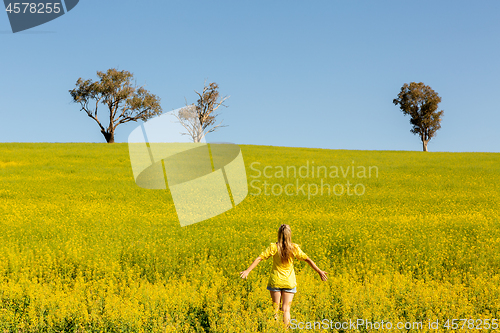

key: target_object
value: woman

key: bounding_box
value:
[240,224,328,328]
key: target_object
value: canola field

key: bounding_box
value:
[0,143,499,332]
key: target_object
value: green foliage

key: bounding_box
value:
[0,143,499,332]
[393,82,444,151]
[69,69,162,143]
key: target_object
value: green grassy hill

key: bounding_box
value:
[0,143,499,332]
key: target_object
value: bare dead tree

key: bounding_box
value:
[174,81,229,142]
[173,104,200,142]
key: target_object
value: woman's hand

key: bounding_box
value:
[240,270,250,279]
[305,258,328,281]
[240,257,262,279]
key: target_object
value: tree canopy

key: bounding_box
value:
[69,68,162,143]
[393,82,444,152]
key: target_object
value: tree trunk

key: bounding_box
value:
[102,130,115,143]
[422,140,428,152]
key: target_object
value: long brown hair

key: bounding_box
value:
[276,224,295,263]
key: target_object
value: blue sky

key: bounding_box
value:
[1,0,499,152]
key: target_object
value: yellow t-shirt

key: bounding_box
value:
[259,243,309,289]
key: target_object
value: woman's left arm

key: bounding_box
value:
[304,258,328,281]
[240,256,263,279]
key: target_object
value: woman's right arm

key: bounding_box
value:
[304,258,328,281]
[240,256,263,279]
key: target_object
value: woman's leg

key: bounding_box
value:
[281,291,295,328]
[269,290,282,320]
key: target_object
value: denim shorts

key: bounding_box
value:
[267,286,297,294]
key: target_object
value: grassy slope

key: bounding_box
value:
[0,143,499,332]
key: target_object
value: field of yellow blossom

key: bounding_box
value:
[0,143,499,332]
